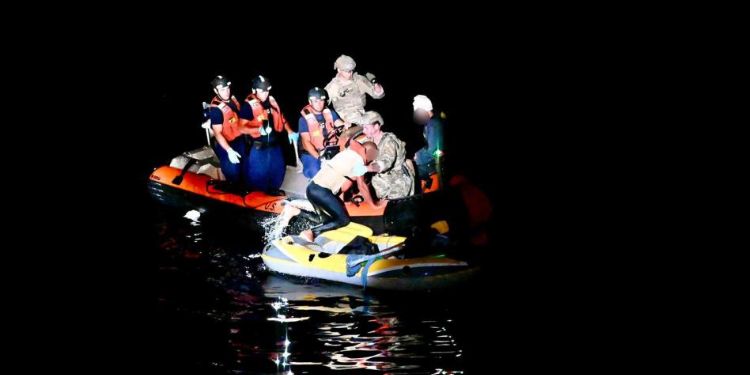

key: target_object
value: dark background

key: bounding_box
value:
[142,37,506,192]
[46,19,625,372]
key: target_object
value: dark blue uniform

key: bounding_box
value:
[239,100,286,193]
[209,101,248,186]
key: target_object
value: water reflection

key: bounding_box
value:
[156,207,468,373]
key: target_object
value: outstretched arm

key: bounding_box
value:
[355,176,386,209]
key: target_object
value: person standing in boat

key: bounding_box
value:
[238,75,297,195]
[361,111,415,200]
[412,95,444,183]
[299,140,379,242]
[325,54,384,125]
[207,75,248,188]
[298,87,350,179]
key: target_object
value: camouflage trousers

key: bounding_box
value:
[336,108,366,125]
[371,162,415,199]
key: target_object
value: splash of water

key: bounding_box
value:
[183,209,202,227]
[259,214,288,244]
[260,204,299,243]
[259,201,313,243]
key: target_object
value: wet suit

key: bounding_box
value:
[306,181,351,237]
[307,148,366,237]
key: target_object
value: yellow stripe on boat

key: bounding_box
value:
[269,236,465,276]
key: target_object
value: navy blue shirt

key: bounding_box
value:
[237,101,255,123]
[209,99,239,126]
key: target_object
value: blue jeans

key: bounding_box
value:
[214,137,248,185]
[300,153,321,179]
[247,142,286,192]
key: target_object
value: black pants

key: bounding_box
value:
[306,181,351,237]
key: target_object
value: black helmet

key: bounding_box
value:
[251,75,272,91]
[308,87,328,101]
[211,75,231,89]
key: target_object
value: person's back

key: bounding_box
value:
[312,148,363,194]
[301,141,378,242]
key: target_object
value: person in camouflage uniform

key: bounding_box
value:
[325,54,384,125]
[361,111,415,199]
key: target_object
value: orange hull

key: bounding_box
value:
[148,166,390,217]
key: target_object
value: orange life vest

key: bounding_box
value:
[240,94,287,138]
[300,104,336,150]
[210,96,242,142]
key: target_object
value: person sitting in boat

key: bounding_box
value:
[325,54,384,125]
[412,95,444,182]
[299,140,379,242]
[238,75,297,195]
[361,111,415,200]
[298,87,350,179]
[207,75,248,188]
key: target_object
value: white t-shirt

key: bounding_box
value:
[312,149,365,193]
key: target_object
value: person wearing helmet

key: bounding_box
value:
[324,54,384,125]
[207,75,247,187]
[297,87,350,178]
[361,111,415,200]
[299,140,379,242]
[238,75,296,195]
[412,94,444,181]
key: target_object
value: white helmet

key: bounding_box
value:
[413,95,433,112]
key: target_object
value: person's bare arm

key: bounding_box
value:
[212,125,231,151]
[355,176,386,208]
[300,133,319,158]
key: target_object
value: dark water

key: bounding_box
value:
[86,30,614,374]
[140,42,514,373]
[155,206,487,374]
